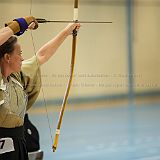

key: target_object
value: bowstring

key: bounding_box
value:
[29,0,53,143]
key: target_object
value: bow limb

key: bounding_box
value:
[52,0,79,152]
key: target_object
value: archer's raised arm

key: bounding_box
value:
[0,27,13,46]
[36,23,80,65]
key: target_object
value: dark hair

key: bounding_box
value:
[0,36,17,59]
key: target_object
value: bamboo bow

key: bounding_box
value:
[52,0,79,152]
[30,0,112,152]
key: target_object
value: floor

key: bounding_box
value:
[29,101,160,160]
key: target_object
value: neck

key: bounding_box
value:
[0,62,12,78]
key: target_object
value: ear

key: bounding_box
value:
[3,53,11,63]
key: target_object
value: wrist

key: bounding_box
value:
[6,21,20,35]
[6,26,14,35]
[62,29,70,38]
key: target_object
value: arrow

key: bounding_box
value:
[36,18,112,24]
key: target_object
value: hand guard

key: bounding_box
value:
[5,16,38,36]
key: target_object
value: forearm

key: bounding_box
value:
[0,27,13,45]
[36,29,68,65]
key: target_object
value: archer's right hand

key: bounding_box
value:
[5,16,38,36]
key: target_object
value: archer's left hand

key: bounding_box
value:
[64,23,81,36]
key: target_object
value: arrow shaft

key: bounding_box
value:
[37,19,112,24]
